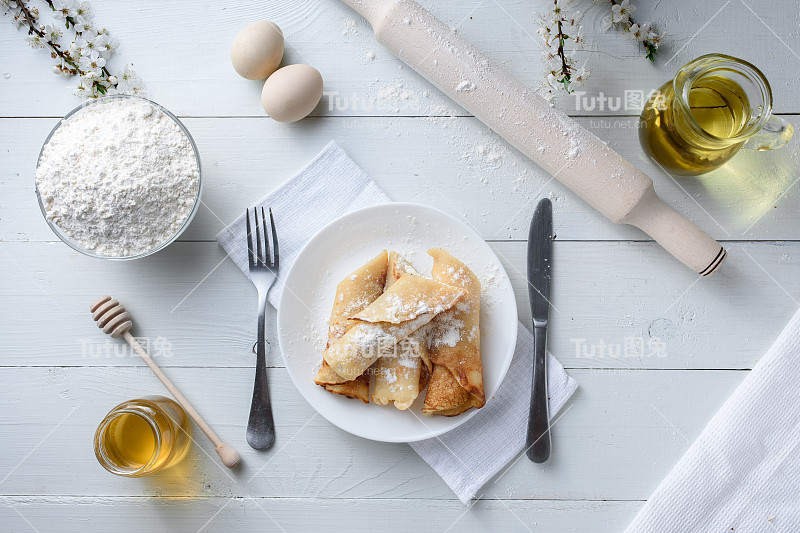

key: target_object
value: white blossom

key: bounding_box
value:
[574,66,589,84]
[75,27,95,52]
[648,29,663,48]
[546,73,559,90]
[54,0,75,21]
[74,1,91,20]
[74,80,92,98]
[71,14,88,32]
[611,0,633,23]
[92,31,109,52]
[79,54,105,73]
[25,34,44,48]
[596,0,662,60]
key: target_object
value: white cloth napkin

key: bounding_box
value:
[216,141,390,308]
[410,328,577,504]
[626,307,800,532]
[217,140,578,504]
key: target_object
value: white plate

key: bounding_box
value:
[277,203,518,443]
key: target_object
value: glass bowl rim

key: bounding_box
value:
[34,94,203,261]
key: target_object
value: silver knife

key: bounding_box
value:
[526,198,553,463]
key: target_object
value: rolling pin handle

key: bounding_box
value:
[623,184,726,276]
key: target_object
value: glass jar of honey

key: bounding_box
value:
[94,395,191,477]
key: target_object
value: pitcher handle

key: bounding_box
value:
[744,115,794,151]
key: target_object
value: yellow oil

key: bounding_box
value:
[95,396,191,477]
[639,74,752,175]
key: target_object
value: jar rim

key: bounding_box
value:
[93,404,162,477]
[672,53,773,144]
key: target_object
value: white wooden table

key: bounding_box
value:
[2,0,799,531]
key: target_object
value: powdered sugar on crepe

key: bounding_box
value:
[383,292,450,319]
[381,367,398,385]
[430,311,465,348]
[336,315,434,366]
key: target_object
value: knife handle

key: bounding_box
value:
[526,325,551,463]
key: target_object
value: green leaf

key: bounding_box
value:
[645,42,657,62]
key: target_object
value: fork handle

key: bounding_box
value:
[246,293,276,450]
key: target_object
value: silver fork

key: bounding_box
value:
[245,207,277,450]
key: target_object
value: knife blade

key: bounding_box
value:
[526,198,553,463]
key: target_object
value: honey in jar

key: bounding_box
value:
[94,395,191,477]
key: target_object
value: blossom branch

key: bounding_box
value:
[599,0,663,62]
[2,0,142,98]
[13,1,79,74]
[537,0,588,98]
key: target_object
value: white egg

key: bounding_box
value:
[261,64,324,123]
[230,20,284,80]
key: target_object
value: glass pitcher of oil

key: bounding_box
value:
[94,396,191,477]
[639,54,793,176]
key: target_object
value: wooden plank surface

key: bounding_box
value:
[4,116,800,244]
[2,0,800,531]
[0,366,744,501]
[0,240,798,371]
[0,497,641,533]
[1,1,799,117]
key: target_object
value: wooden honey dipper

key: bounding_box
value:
[90,296,242,469]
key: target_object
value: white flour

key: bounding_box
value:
[36,98,199,257]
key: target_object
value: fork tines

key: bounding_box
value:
[246,207,279,269]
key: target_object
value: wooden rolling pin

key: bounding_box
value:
[339,0,726,275]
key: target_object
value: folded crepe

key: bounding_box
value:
[323,273,466,381]
[422,364,483,416]
[423,248,485,416]
[314,250,388,403]
[372,252,433,410]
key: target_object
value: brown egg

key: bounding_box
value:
[230,21,284,80]
[261,64,324,123]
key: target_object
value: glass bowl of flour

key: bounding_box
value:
[35,95,202,259]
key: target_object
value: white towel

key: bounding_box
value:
[217,141,578,505]
[626,307,800,532]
